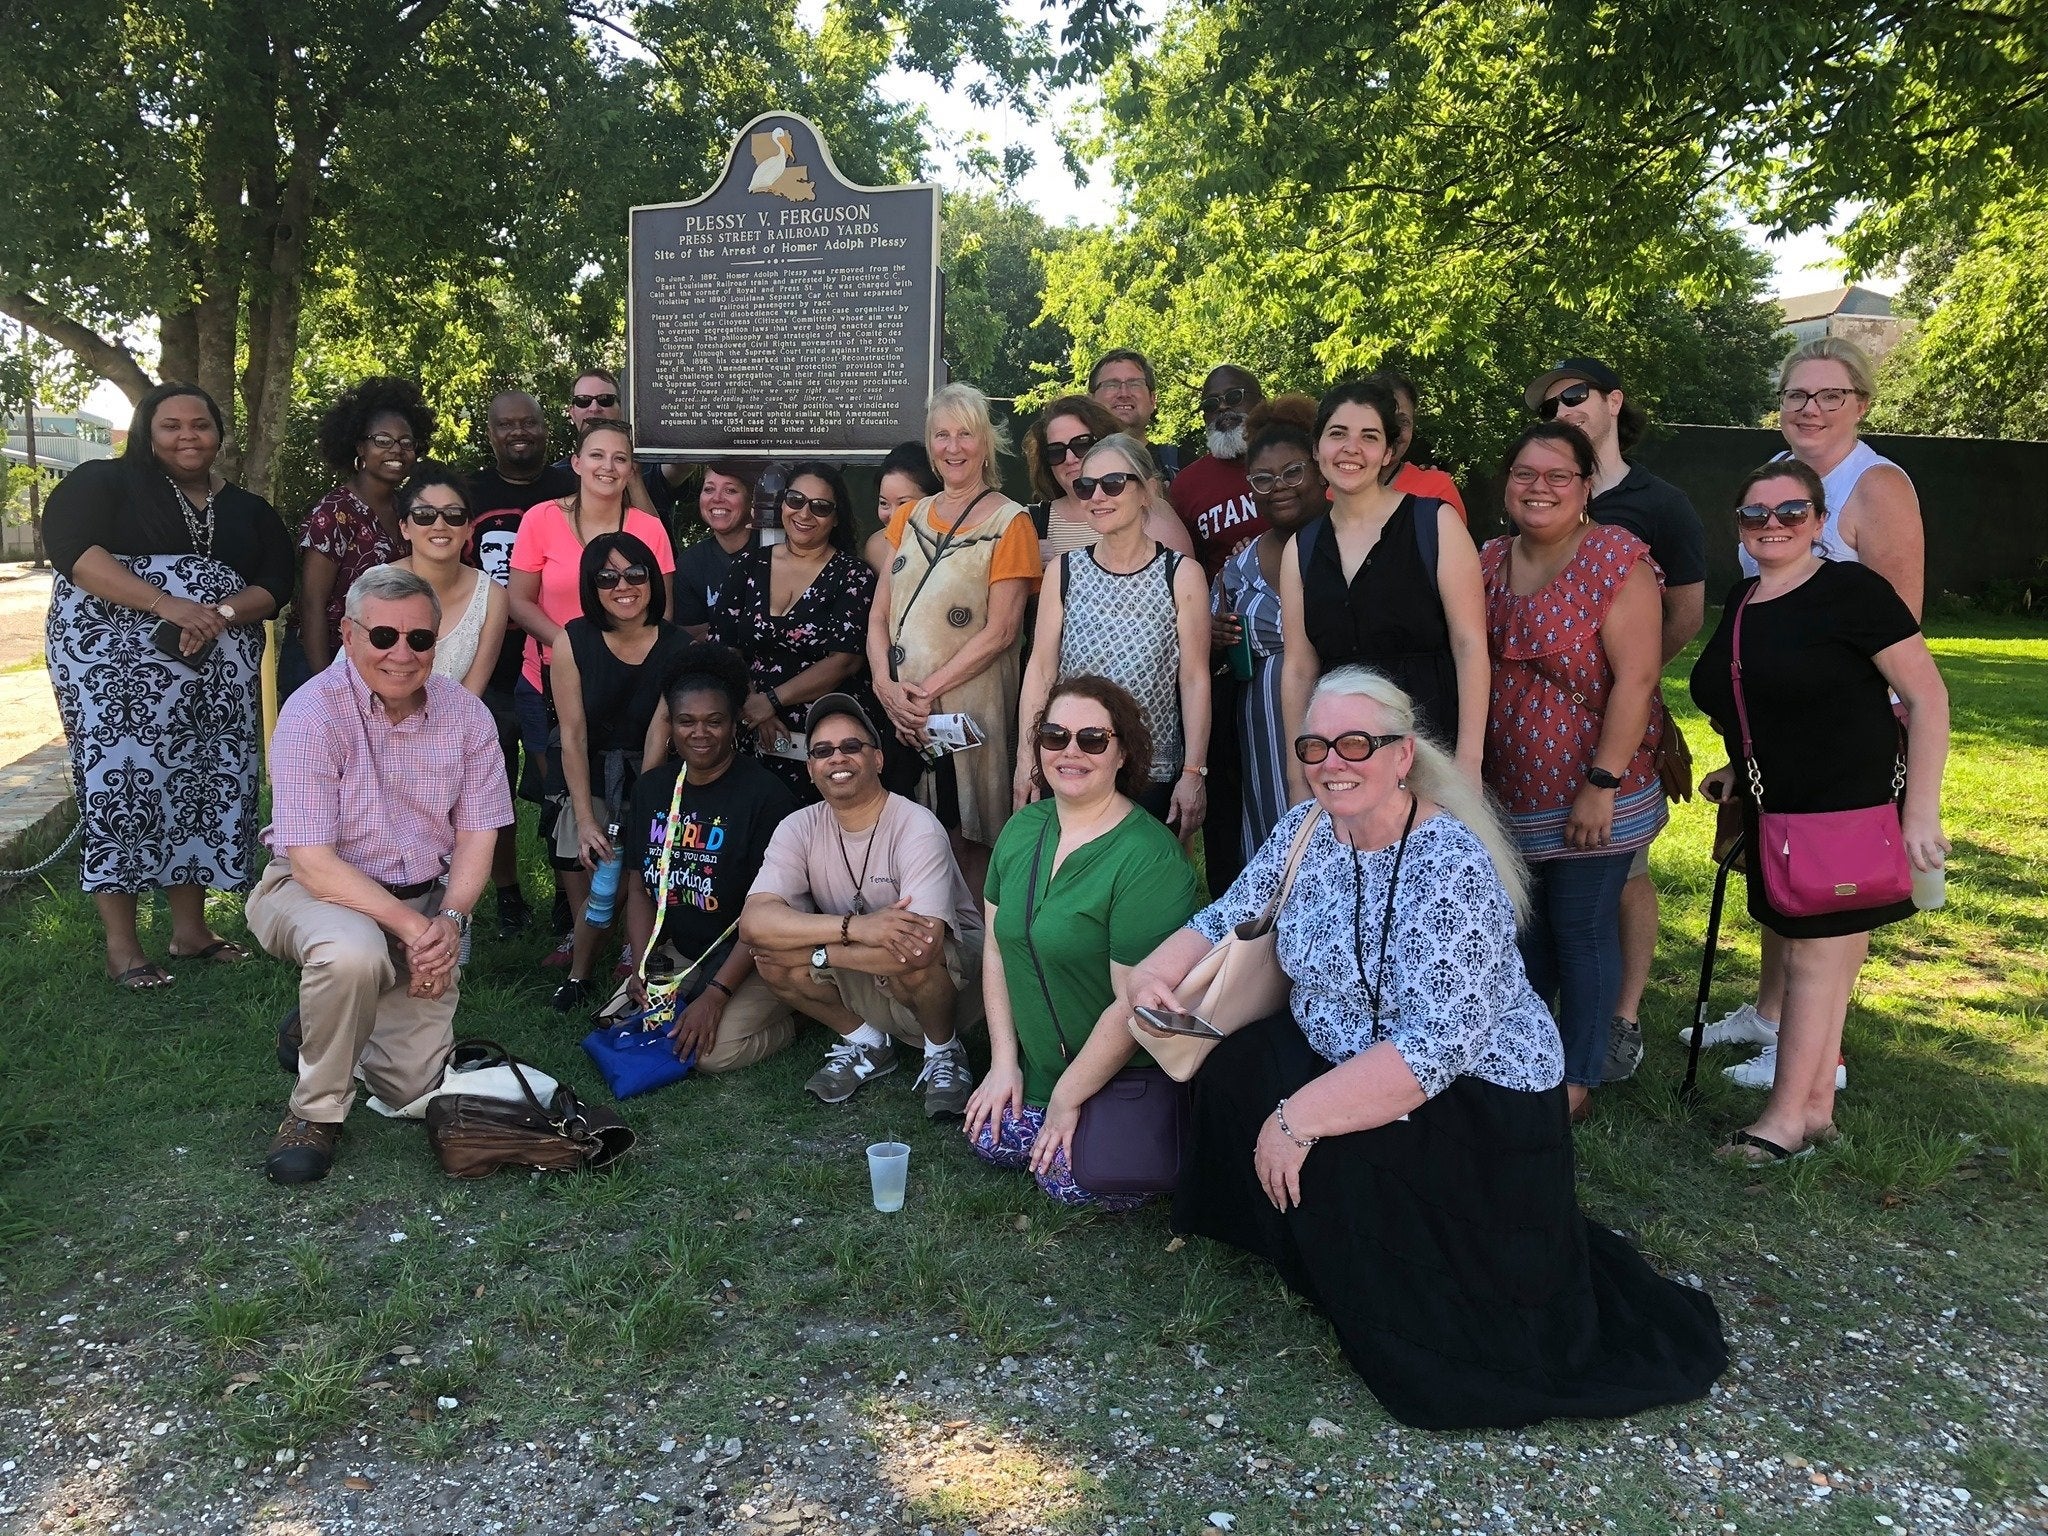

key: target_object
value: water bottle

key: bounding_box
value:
[584,822,623,926]
[1911,855,1946,911]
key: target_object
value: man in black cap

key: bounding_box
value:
[741,693,983,1118]
[1525,357,1706,1084]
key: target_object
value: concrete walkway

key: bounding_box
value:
[0,564,72,881]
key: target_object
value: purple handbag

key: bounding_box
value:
[1731,586,1911,917]
[1020,816,1188,1196]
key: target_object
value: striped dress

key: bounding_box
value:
[1479,526,1667,860]
[1212,540,1289,853]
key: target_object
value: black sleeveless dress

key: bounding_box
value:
[1300,496,1459,748]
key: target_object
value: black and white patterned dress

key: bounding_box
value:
[1054,544,1184,785]
[41,459,294,894]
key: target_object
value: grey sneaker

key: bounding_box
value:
[1602,1017,1644,1083]
[912,1039,975,1119]
[805,1037,898,1104]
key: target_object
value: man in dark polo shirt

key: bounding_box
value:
[1526,356,1707,1083]
[468,389,577,936]
[1168,364,1267,581]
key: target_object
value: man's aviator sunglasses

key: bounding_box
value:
[354,622,437,653]
[1293,731,1404,765]
[1537,382,1596,419]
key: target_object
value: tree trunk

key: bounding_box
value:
[240,154,315,501]
[0,293,155,403]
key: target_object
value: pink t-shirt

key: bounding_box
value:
[508,501,675,689]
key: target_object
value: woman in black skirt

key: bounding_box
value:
[1127,666,1726,1430]
[1691,459,1949,1164]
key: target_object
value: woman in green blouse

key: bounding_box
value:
[963,674,1199,1205]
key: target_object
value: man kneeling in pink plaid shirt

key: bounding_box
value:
[249,565,513,1184]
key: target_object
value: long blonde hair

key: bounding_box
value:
[1308,666,1530,919]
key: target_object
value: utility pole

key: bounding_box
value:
[22,322,42,567]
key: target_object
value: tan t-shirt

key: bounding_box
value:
[750,793,983,944]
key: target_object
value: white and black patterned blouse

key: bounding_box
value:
[1189,802,1563,1097]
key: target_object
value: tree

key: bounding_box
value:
[940,191,1076,403]
[1040,1,1784,470]
[1868,191,2048,442]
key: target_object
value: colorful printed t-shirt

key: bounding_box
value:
[620,755,797,966]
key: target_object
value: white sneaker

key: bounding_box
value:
[1723,1044,1848,1091]
[1680,1002,1779,1049]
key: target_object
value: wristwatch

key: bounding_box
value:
[810,944,831,971]
[215,603,238,622]
[1586,765,1622,790]
[439,907,471,936]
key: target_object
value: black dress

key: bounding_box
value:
[1689,561,1920,938]
[1174,1015,1729,1430]
[1299,496,1459,747]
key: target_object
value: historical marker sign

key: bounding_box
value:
[628,113,942,462]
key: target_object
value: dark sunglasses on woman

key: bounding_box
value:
[1293,730,1404,764]
[1044,434,1096,466]
[594,563,651,589]
[1537,382,1596,419]
[405,504,470,527]
[1073,472,1139,499]
[781,489,838,517]
[1736,498,1815,529]
[358,624,438,653]
[1037,723,1116,754]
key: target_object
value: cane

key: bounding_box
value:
[1682,832,1747,1103]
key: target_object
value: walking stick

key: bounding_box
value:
[1682,832,1747,1103]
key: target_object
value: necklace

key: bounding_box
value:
[835,797,888,914]
[168,477,216,558]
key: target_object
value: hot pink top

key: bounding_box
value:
[508,500,675,690]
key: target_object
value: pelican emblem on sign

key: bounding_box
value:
[747,126,816,202]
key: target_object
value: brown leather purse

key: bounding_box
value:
[1653,691,1694,803]
[424,1039,635,1178]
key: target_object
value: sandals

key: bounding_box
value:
[169,938,250,964]
[1714,1129,1815,1165]
[112,962,174,991]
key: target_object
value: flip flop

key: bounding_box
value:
[169,939,250,964]
[1714,1129,1813,1165]
[112,963,174,990]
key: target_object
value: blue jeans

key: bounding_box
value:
[1518,852,1634,1087]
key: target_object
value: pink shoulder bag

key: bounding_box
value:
[1731,586,1909,918]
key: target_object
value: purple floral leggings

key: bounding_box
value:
[969,1105,1148,1212]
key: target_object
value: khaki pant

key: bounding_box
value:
[246,862,457,1123]
[812,935,985,1047]
[693,972,798,1075]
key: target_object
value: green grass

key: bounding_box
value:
[0,616,2044,1531]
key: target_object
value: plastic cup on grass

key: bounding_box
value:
[866,1142,910,1212]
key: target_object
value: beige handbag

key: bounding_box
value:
[1129,808,1325,1081]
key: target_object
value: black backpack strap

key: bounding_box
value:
[1162,546,1178,597]
[1412,496,1442,593]
[1058,548,1072,605]
[1028,500,1051,538]
[1295,515,1327,583]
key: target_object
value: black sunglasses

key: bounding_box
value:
[780,489,837,517]
[1037,723,1116,755]
[358,623,437,653]
[405,504,470,527]
[570,392,619,410]
[1074,472,1140,499]
[594,564,651,589]
[1199,386,1253,415]
[1044,433,1096,466]
[1735,498,1816,529]
[806,736,874,761]
[1293,730,1404,765]
[1537,382,1596,419]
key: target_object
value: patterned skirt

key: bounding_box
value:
[46,554,263,893]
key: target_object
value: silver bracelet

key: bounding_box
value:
[1273,1098,1318,1150]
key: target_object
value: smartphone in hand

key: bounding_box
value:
[1133,1005,1224,1039]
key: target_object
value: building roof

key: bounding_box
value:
[1778,284,1894,324]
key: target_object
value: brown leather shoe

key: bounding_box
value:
[265,1116,338,1185]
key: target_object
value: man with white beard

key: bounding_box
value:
[1169,365,1266,581]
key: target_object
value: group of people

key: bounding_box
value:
[41,332,1949,1431]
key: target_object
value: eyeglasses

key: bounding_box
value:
[1780,388,1865,413]
[405,504,470,526]
[1507,466,1585,489]
[1537,382,1596,419]
[594,564,651,589]
[1074,472,1140,499]
[1199,386,1253,415]
[1735,498,1816,529]
[806,736,873,760]
[1247,461,1309,495]
[357,624,437,653]
[780,489,837,517]
[570,392,620,410]
[364,433,417,452]
[1044,433,1096,466]
[1037,723,1117,755]
[1293,731,1404,765]
[1094,376,1149,396]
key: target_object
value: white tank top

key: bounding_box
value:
[432,571,493,681]
[1740,440,1903,575]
